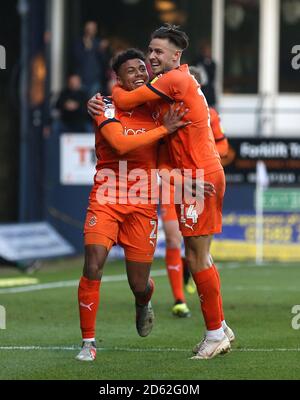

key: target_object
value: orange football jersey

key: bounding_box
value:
[209,107,229,158]
[93,98,165,203]
[112,65,223,176]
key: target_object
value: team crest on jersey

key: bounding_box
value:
[88,215,97,227]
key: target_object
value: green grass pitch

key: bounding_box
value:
[0,257,300,380]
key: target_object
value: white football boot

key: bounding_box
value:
[191,335,231,360]
[75,341,97,361]
[192,325,235,354]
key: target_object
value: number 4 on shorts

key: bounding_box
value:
[180,204,198,224]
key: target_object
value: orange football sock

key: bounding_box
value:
[212,264,225,321]
[135,277,155,306]
[192,267,222,330]
[165,248,185,303]
[78,276,101,340]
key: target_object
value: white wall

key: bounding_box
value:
[219,95,260,137]
[219,95,300,138]
[214,0,300,138]
[274,95,300,137]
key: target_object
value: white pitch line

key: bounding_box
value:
[0,269,167,294]
[0,264,236,295]
[0,264,298,294]
[0,346,299,353]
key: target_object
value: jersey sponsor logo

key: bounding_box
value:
[124,127,146,136]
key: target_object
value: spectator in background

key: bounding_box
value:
[73,21,111,97]
[55,74,91,133]
[193,39,217,107]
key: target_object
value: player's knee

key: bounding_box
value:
[197,255,210,269]
[129,279,148,296]
[84,245,106,279]
[83,260,103,279]
[184,254,195,271]
[185,253,208,273]
[165,236,181,249]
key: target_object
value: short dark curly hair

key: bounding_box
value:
[151,24,189,51]
[112,48,146,74]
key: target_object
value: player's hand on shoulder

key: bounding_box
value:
[87,93,105,117]
[162,103,191,134]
